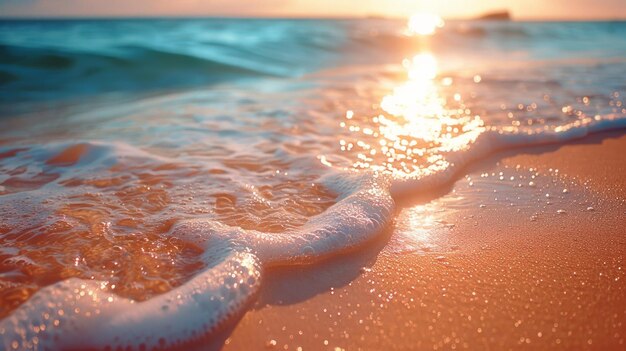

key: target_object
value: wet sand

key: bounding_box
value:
[222,132,626,350]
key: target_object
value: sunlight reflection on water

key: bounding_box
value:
[338,24,485,179]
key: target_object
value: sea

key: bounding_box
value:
[0,18,625,350]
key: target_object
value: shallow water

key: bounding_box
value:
[0,18,626,349]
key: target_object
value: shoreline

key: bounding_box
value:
[222,131,626,350]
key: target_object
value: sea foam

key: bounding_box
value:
[2,114,625,350]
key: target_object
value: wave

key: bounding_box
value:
[2,114,625,350]
[2,19,626,105]
[0,43,280,102]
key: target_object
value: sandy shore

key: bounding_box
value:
[221,131,626,351]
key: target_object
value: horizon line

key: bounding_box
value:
[0,14,625,22]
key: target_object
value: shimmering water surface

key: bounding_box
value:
[0,18,625,349]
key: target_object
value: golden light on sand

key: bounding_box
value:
[408,13,444,36]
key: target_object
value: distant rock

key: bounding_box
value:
[476,11,511,21]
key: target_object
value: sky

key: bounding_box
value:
[1,0,625,20]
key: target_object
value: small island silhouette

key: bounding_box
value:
[476,10,511,20]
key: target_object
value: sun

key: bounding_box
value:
[408,13,445,36]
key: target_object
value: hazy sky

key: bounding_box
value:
[1,0,625,19]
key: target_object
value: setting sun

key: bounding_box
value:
[407,13,445,36]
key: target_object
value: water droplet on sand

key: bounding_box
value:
[266,339,278,348]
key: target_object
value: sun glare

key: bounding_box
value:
[408,13,445,36]
[339,44,485,179]
[333,15,486,179]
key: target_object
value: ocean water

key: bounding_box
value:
[1,18,626,349]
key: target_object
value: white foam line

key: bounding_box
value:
[390,115,626,198]
[1,115,624,350]
[0,172,394,350]
[172,173,394,267]
[0,251,261,350]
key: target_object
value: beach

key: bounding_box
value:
[0,17,625,350]
[224,133,626,351]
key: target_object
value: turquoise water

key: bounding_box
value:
[1,19,625,107]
